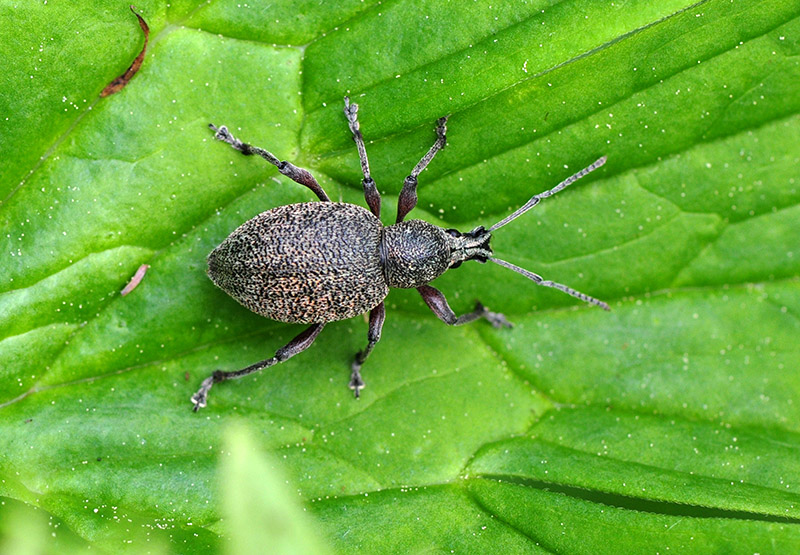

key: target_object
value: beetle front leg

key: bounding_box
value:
[191,322,325,411]
[343,97,381,218]
[208,124,331,202]
[349,302,386,398]
[396,116,448,223]
[417,284,512,328]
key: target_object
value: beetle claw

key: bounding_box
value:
[190,393,206,412]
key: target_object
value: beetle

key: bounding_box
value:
[191,97,608,411]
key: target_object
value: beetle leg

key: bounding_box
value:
[349,302,386,399]
[208,123,331,202]
[343,97,381,218]
[191,323,325,411]
[417,284,512,328]
[396,116,448,223]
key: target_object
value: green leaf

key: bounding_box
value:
[221,425,330,555]
[2,0,799,552]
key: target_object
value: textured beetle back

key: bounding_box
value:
[208,202,387,323]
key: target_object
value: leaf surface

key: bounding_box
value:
[1,0,799,551]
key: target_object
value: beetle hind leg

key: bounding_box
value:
[208,123,330,202]
[349,302,386,398]
[191,323,325,411]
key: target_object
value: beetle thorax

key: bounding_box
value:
[381,221,493,289]
[381,220,453,288]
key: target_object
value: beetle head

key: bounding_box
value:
[444,225,492,269]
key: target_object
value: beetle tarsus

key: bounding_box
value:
[476,302,513,329]
[190,374,217,411]
[349,366,365,399]
[209,123,235,146]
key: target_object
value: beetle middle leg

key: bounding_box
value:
[208,123,330,202]
[349,302,386,398]
[191,322,325,411]
[396,115,448,223]
[417,284,512,328]
[343,97,381,218]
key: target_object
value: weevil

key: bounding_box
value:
[191,97,608,411]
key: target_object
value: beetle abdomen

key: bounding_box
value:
[208,202,387,324]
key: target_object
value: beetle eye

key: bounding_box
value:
[445,228,461,237]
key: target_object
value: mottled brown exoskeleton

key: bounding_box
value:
[191,97,608,411]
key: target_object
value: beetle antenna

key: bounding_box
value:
[489,257,610,310]
[488,156,606,232]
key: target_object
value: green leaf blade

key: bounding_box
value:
[1,0,799,552]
